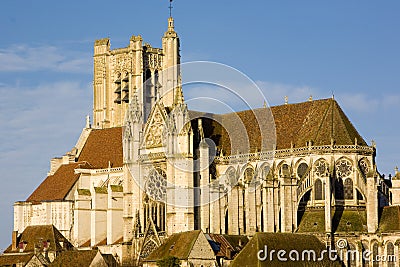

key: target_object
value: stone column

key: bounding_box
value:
[366,175,378,233]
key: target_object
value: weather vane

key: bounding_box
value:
[169,0,173,17]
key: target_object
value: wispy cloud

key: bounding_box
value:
[0,45,91,73]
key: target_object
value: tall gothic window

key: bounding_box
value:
[244,167,255,183]
[387,242,395,267]
[314,179,324,200]
[372,243,379,267]
[143,168,167,231]
[335,178,344,200]
[344,178,354,199]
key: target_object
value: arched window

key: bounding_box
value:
[372,243,379,267]
[314,179,324,200]
[348,244,357,267]
[297,162,308,179]
[280,164,290,177]
[244,167,255,183]
[335,178,344,200]
[344,178,353,199]
[387,242,395,267]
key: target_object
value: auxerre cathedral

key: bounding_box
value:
[3,14,400,267]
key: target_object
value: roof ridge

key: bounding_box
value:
[314,98,335,143]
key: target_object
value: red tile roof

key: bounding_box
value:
[27,162,83,202]
[78,127,123,169]
[190,98,366,155]
[4,225,73,253]
[27,127,123,202]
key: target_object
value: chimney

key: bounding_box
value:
[12,231,18,250]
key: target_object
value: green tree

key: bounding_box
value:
[156,256,181,267]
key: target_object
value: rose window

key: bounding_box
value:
[336,159,352,178]
[145,169,167,202]
[314,160,328,177]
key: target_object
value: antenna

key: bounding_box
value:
[169,0,173,17]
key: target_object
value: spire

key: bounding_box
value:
[169,0,173,18]
[168,17,175,32]
[174,86,185,105]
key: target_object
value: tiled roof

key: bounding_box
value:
[190,98,367,155]
[27,127,123,202]
[145,230,201,261]
[207,234,248,259]
[49,250,98,267]
[27,162,85,202]
[378,206,400,232]
[0,253,34,266]
[77,127,123,169]
[4,225,73,253]
[297,208,367,233]
[230,232,341,267]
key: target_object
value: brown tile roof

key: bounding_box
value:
[207,234,248,259]
[49,250,99,267]
[27,127,122,202]
[0,253,34,266]
[26,162,87,202]
[4,225,73,254]
[145,230,201,261]
[78,127,123,169]
[230,232,341,267]
[190,98,367,155]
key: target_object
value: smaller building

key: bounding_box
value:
[3,225,74,263]
[0,253,45,267]
[205,234,249,266]
[49,250,118,267]
[143,230,217,267]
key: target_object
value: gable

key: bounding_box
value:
[145,230,202,261]
[188,232,215,260]
[141,103,169,149]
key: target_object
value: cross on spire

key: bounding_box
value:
[169,0,173,17]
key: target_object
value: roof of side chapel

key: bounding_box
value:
[26,127,123,202]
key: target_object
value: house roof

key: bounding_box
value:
[4,225,73,254]
[0,253,34,266]
[77,127,123,169]
[190,98,366,155]
[145,230,201,261]
[48,250,99,267]
[230,232,341,267]
[206,234,248,259]
[26,162,86,202]
[378,206,400,232]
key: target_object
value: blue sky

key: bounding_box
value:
[0,0,399,249]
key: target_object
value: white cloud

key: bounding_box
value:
[0,44,91,73]
[0,80,91,201]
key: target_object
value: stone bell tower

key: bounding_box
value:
[160,16,181,108]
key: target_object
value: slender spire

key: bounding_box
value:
[169,0,173,18]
